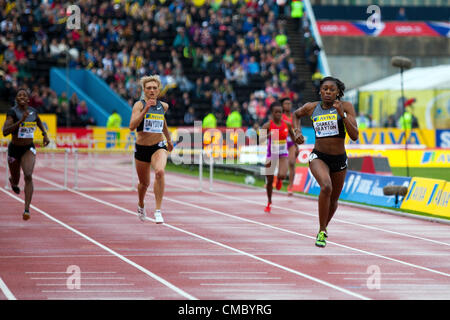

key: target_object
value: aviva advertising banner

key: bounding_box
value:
[345,128,435,147]
[401,177,449,217]
[0,114,57,142]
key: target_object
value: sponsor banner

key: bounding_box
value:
[436,130,450,148]
[318,21,443,37]
[0,114,57,142]
[91,127,136,150]
[56,128,93,148]
[427,22,450,37]
[401,177,448,216]
[341,170,411,207]
[434,182,450,218]
[317,21,365,36]
[346,149,450,168]
[345,129,435,147]
[292,167,309,193]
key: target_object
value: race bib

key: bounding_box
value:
[143,113,164,133]
[271,139,287,154]
[313,114,339,138]
[18,121,36,139]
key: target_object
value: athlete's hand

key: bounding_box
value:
[294,131,305,145]
[333,100,344,117]
[20,110,30,122]
[167,140,174,152]
[43,134,50,147]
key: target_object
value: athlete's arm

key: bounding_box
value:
[2,113,26,137]
[285,121,299,144]
[129,101,149,131]
[36,115,50,146]
[161,102,173,151]
[335,100,359,141]
[292,102,314,144]
[258,121,270,144]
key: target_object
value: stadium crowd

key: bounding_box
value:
[0,0,320,128]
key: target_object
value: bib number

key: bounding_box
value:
[313,114,339,138]
[18,122,36,139]
[271,139,287,154]
[143,113,164,133]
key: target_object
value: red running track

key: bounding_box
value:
[0,156,449,300]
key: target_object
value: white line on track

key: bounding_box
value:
[34,171,450,278]
[24,175,371,300]
[0,187,196,300]
[53,161,450,247]
[0,277,16,300]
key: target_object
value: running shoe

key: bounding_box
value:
[154,210,164,224]
[264,203,271,213]
[287,185,293,196]
[23,210,30,221]
[324,228,328,238]
[138,206,146,222]
[276,178,282,190]
[9,177,20,194]
[315,231,327,248]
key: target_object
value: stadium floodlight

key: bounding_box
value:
[391,56,413,177]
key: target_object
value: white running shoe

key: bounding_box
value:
[138,206,146,222]
[154,210,164,224]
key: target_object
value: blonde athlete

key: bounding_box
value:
[129,75,174,223]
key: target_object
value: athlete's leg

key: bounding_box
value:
[287,145,298,189]
[8,153,21,193]
[135,159,151,208]
[20,150,36,213]
[326,169,347,227]
[151,148,168,211]
[309,159,332,232]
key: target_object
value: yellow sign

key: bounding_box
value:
[401,177,449,217]
[358,89,450,129]
[433,182,450,218]
[92,127,136,150]
[345,128,436,147]
[346,148,450,168]
[0,113,57,141]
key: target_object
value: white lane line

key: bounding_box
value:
[0,187,197,300]
[164,196,450,278]
[57,161,450,246]
[27,176,370,300]
[0,277,16,300]
[166,179,450,247]
[34,172,450,279]
[26,271,117,274]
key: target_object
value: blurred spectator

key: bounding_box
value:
[396,7,408,21]
[107,110,122,128]
[202,112,217,129]
[184,107,196,125]
[226,105,243,128]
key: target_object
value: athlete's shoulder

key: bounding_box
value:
[160,100,169,112]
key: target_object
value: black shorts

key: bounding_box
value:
[309,149,348,173]
[8,143,36,163]
[134,141,167,163]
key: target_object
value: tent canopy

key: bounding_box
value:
[356,64,450,91]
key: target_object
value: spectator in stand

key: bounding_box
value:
[184,107,196,126]
[107,110,122,128]
[226,105,243,128]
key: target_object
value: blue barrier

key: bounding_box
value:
[303,169,412,208]
[50,68,131,127]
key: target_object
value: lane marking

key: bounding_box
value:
[33,173,450,278]
[20,177,371,300]
[0,277,16,300]
[0,187,197,300]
